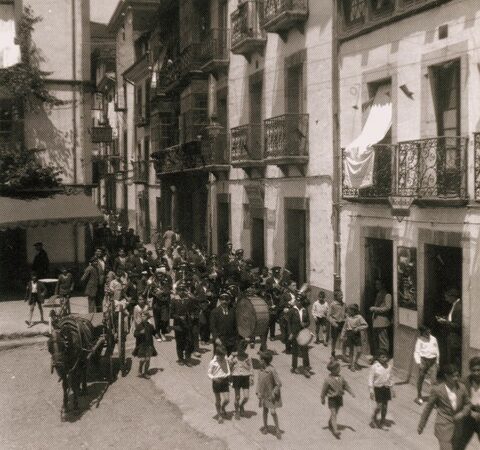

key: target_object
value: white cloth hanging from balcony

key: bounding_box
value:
[0,4,21,69]
[343,84,392,189]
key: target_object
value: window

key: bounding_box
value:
[370,0,395,16]
[136,86,143,118]
[286,64,304,114]
[342,0,367,27]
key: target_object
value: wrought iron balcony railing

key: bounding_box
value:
[231,124,263,166]
[475,133,480,201]
[200,28,230,73]
[396,136,468,201]
[340,0,442,40]
[157,44,203,93]
[202,131,230,169]
[231,1,266,58]
[264,113,308,164]
[262,0,308,35]
[91,126,113,143]
[132,160,149,184]
[152,142,205,176]
[342,144,394,200]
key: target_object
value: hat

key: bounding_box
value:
[271,266,281,273]
[33,242,43,247]
[141,270,148,275]
[235,249,244,255]
[219,293,230,301]
[226,241,232,246]
[156,267,167,274]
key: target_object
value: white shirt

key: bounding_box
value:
[312,301,329,319]
[31,281,38,293]
[414,335,440,364]
[294,306,303,323]
[368,361,393,393]
[471,384,480,407]
[445,384,457,410]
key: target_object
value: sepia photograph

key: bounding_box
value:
[0,0,479,449]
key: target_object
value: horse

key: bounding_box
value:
[48,316,95,413]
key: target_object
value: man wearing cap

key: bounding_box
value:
[32,242,49,279]
[219,242,235,274]
[287,297,312,378]
[170,282,195,365]
[81,258,99,313]
[265,266,282,340]
[24,272,47,327]
[210,292,238,356]
[151,268,171,342]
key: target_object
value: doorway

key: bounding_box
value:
[0,229,27,296]
[364,238,394,356]
[251,215,264,268]
[217,200,230,254]
[424,244,462,369]
[285,208,307,286]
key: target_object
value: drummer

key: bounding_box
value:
[287,296,312,378]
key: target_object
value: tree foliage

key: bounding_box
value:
[0,6,63,194]
[0,6,62,108]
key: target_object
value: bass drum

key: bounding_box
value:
[236,295,269,338]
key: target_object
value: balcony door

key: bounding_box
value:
[249,75,263,157]
[285,205,307,286]
[432,60,461,196]
[286,64,303,115]
[217,200,230,254]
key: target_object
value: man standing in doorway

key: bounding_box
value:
[370,279,392,357]
[436,287,462,368]
[32,242,49,279]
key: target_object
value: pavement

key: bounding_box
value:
[1,298,477,449]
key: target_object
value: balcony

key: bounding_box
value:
[201,129,230,176]
[264,113,308,174]
[262,0,308,39]
[200,28,230,74]
[339,0,444,41]
[91,126,113,143]
[396,136,468,204]
[231,124,264,176]
[231,1,266,61]
[475,133,480,201]
[342,144,394,201]
[152,142,205,177]
[135,112,150,127]
[157,44,204,94]
[132,160,149,184]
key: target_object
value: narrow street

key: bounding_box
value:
[0,343,226,450]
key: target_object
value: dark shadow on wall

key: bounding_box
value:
[25,105,74,182]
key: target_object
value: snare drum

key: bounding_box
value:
[297,328,314,346]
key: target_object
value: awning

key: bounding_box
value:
[0,192,104,231]
[343,84,392,189]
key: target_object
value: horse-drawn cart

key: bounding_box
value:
[47,294,129,415]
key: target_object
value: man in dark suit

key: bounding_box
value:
[32,242,49,279]
[210,292,238,356]
[287,297,312,378]
[170,283,195,366]
[81,257,99,312]
[25,272,47,327]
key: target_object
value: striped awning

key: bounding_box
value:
[0,192,103,231]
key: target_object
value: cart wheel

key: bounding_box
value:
[118,309,126,376]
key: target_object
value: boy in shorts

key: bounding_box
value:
[208,345,231,423]
[321,359,355,439]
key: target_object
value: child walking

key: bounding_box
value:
[208,345,231,424]
[229,339,254,420]
[132,310,157,379]
[342,304,368,371]
[413,325,439,405]
[256,351,282,439]
[321,359,355,439]
[312,290,329,345]
[368,350,395,429]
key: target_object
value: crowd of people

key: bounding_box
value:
[25,229,480,447]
